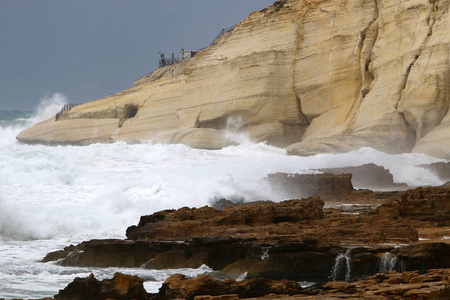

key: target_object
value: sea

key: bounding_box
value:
[0,94,446,299]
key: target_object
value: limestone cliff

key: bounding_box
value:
[17,0,450,158]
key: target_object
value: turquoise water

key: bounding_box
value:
[0,111,33,127]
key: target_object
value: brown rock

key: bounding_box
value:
[54,272,148,300]
[158,274,302,300]
[400,187,450,222]
[322,281,353,290]
[194,295,239,300]
[392,242,450,272]
[44,194,423,282]
[43,239,163,268]
[375,201,401,218]
[126,198,325,240]
[374,186,450,223]
[154,269,450,299]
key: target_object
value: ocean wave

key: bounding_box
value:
[0,93,448,299]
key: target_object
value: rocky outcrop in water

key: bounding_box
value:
[54,272,148,300]
[16,0,450,159]
[38,183,450,300]
[419,162,450,182]
[43,184,450,282]
[266,173,354,200]
[315,164,405,189]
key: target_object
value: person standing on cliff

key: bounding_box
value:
[159,52,165,67]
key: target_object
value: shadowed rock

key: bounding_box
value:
[54,272,148,300]
[266,173,353,200]
[419,162,450,182]
[393,243,450,273]
[315,163,407,189]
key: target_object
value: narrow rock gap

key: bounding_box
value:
[358,1,379,101]
[359,25,378,100]
[295,95,310,124]
[343,0,379,133]
[194,113,200,128]
[291,19,310,134]
[398,112,417,150]
[397,1,439,106]
[395,0,439,146]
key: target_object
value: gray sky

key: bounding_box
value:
[0,0,273,111]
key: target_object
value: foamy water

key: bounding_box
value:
[0,94,446,298]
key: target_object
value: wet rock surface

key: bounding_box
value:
[393,243,450,272]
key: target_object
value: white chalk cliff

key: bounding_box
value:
[17,0,450,159]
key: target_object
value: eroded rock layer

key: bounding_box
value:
[17,0,450,158]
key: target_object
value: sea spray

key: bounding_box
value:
[0,93,67,144]
[330,249,351,281]
[30,93,67,124]
[0,196,40,241]
[0,99,447,298]
[223,114,251,145]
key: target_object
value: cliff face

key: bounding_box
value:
[17,0,450,158]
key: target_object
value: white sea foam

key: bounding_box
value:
[30,93,68,124]
[0,96,447,298]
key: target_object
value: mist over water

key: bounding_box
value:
[0,95,446,298]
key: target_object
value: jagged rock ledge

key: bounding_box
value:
[43,182,450,283]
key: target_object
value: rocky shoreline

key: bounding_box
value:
[10,163,450,300]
